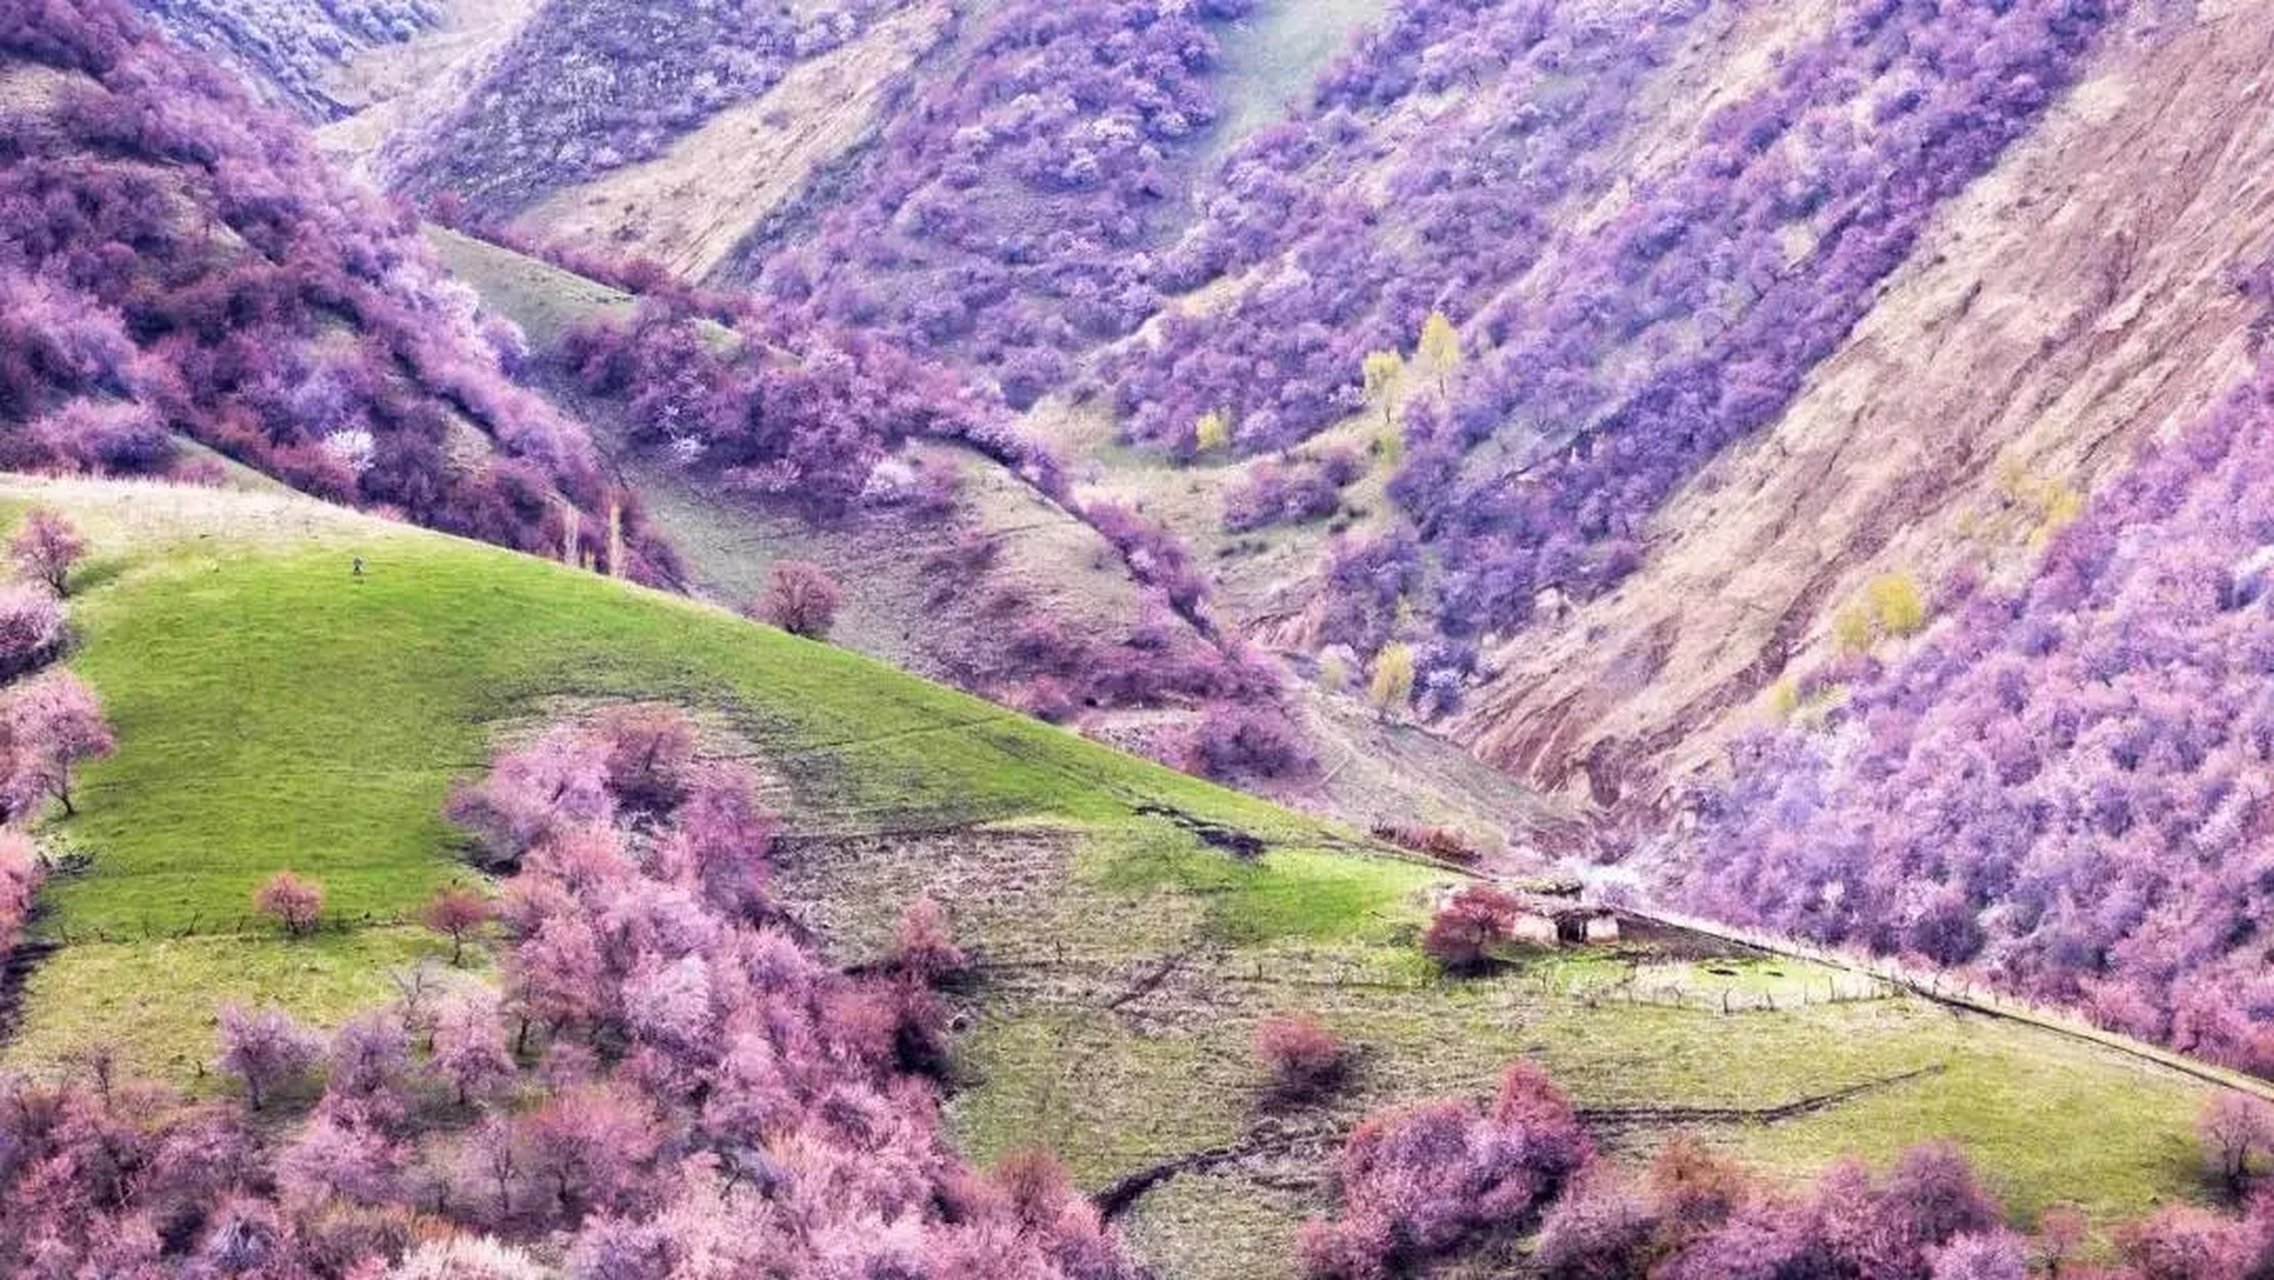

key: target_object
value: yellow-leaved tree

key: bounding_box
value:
[1418,310,1461,393]
[1363,348,1407,463]
[1370,642,1415,717]
[1194,409,1232,454]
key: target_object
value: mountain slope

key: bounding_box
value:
[0,0,671,579]
[428,226,1567,838]
[1455,4,2274,807]
[0,474,2241,1277]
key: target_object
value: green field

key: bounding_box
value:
[0,476,1354,1072]
[0,476,2237,1276]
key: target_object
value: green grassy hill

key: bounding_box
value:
[0,475,2233,1277]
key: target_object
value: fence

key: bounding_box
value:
[1628,906,2274,1102]
[967,941,1896,1012]
[40,910,418,945]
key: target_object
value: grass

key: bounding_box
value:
[1205,0,1391,164]
[1083,827,1441,946]
[0,476,2235,1279]
[956,942,2213,1279]
[4,927,457,1084]
[0,476,1357,1081]
[22,479,1318,939]
[424,226,637,348]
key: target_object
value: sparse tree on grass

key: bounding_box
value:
[423,883,492,965]
[749,561,841,640]
[1421,883,1522,973]
[0,670,115,820]
[9,510,86,596]
[255,870,325,937]
[215,1003,321,1111]
[2198,1092,2274,1198]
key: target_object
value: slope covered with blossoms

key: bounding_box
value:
[1397,0,2116,643]
[749,0,1259,409]
[1105,0,1716,455]
[389,0,908,217]
[0,0,672,579]
[1210,0,2120,673]
[1683,358,2274,1076]
[129,0,442,117]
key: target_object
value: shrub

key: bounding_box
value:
[1254,1013,1347,1103]
[1373,823,1481,864]
[0,830,43,954]
[1300,1061,1590,1277]
[890,896,968,984]
[592,703,695,815]
[1187,702,1313,781]
[1533,1170,1661,1280]
[1369,643,1415,714]
[1223,458,1346,533]
[751,561,842,640]
[7,510,84,595]
[255,871,325,937]
[1867,572,1929,637]
[0,584,66,679]
[389,1236,549,1280]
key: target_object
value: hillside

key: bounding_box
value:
[0,474,2248,1276]
[1454,1,2274,806]
[270,0,2249,801]
[426,224,1558,838]
[0,0,671,579]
